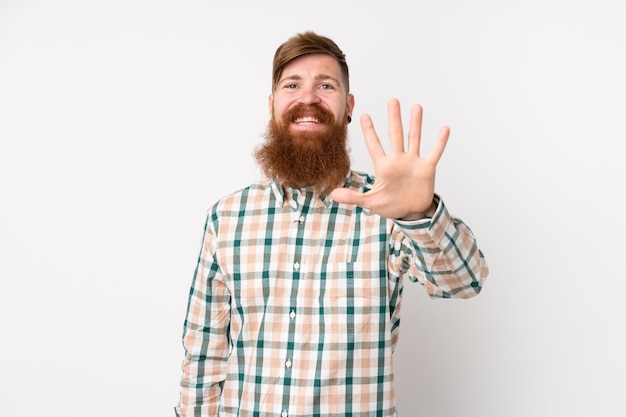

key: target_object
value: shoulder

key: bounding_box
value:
[209,178,276,218]
[345,170,375,193]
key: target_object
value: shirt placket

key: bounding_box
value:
[279,189,313,417]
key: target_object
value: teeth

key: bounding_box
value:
[294,117,319,124]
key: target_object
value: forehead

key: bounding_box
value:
[279,53,343,81]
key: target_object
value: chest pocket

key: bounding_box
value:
[318,261,386,335]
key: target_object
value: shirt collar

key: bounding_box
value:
[268,172,352,210]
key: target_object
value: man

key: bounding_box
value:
[175,31,488,417]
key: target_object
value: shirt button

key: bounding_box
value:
[293,262,300,270]
[281,410,288,417]
[289,310,296,319]
[298,215,305,223]
[285,359,292,368]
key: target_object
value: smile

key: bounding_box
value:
[294,116,320,125]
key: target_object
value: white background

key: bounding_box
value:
[2,1,625,416]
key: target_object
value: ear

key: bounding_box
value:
[346,93,355,119]
[268,94,274,117]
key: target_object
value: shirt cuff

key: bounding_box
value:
[392,194,452,246]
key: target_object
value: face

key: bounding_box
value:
[269,53,354,136]
[256,54,354,192]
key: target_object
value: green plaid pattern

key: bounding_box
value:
[176,171,488,417]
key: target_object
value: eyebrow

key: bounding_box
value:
[279,74,342,86]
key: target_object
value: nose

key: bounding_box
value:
[297,85,321,105]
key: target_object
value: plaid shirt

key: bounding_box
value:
[175,171,488,417]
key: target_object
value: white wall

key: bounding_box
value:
[2,1,625,416]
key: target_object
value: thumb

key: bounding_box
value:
[329,188,367,206]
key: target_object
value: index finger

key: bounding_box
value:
[360,113,386,161]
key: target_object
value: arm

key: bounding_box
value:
[392,196,489,298]
[331,98,488,297]
[175,216,231,417]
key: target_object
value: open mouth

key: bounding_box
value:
[293,116,320,125]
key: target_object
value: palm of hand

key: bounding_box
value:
[330,98,449,220]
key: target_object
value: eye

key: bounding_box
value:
[319,83,335,90]
[284,83,298,89]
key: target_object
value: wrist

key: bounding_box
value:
[400,198,438,221]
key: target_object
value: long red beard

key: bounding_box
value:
[255,104,350,194]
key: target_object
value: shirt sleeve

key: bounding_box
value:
[175,214,231,417]
[391,195,489,299]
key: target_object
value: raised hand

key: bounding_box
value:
[330,98,450,220]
